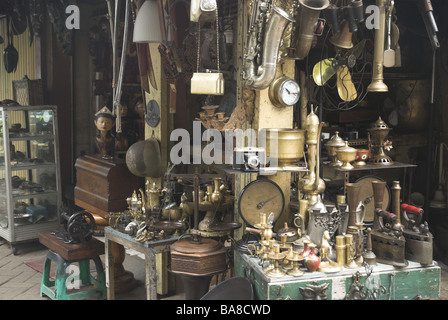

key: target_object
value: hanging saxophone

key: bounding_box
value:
[243,0,295,90]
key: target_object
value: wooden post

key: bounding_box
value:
[145,42,173,295]
[234,1,295,238]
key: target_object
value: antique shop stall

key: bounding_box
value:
[86,0,443,300]
[1,0,444,300]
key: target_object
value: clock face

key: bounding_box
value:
[280,79,300,106]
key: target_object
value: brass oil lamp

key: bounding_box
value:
[368,117,393,165]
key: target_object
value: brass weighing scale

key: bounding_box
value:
[235,178,285,254]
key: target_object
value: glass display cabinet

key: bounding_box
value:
[0,105,61,254]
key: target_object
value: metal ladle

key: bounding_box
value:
[3,16,19,74]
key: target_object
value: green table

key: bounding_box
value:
[234,250,441,300]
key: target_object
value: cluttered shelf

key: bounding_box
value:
[327,161,417,172]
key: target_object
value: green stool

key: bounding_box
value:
[39,232,106,300]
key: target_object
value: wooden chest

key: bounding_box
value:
[74,155,144,217]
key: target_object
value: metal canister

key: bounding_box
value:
[335,235,346,266]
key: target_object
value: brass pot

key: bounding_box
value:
[336,141,357,170]
[162,206,182,221]
[325,131,346,166]
[265,128,305,166]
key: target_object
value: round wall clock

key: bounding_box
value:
[268,76,301,108]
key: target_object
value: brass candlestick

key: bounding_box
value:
[287,251,305,277]
[266,244,286,278]
[283,246,295,271]
[391,181,404,230]
[263,239,277,271]
[362,228,377,265]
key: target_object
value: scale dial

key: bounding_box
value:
[269,76,301,108]
[238,178,285,227]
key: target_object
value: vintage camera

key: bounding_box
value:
[232,147,266,172]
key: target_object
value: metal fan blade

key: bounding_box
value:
[313,58,339,86]
[337,65,357,102]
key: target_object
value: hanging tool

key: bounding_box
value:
[383,1,395,68]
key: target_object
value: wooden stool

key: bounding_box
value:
[39,232,106,300]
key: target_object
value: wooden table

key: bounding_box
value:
[104,226,179,300]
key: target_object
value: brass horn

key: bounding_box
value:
[367,0,389,92]
[293,0,330,60]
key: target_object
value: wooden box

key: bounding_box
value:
[74,155,144,218]
[12,77,44,106]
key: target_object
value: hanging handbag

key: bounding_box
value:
[190,0,217,22]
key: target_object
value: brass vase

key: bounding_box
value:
[211,177,224,204]
[346,183,361,229]
[371,180,387,230]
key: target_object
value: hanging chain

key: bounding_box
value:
[196,22,201,73]
[215,3,220,73]
[195,2,220,74]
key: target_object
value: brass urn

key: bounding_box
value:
[336,141,357,170]
[325,131,346,166]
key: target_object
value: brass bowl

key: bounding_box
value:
[354,149,370,166]
[265,128,305,166]
[336,141,357,170]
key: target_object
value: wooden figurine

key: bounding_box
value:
[93,106,115,158]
